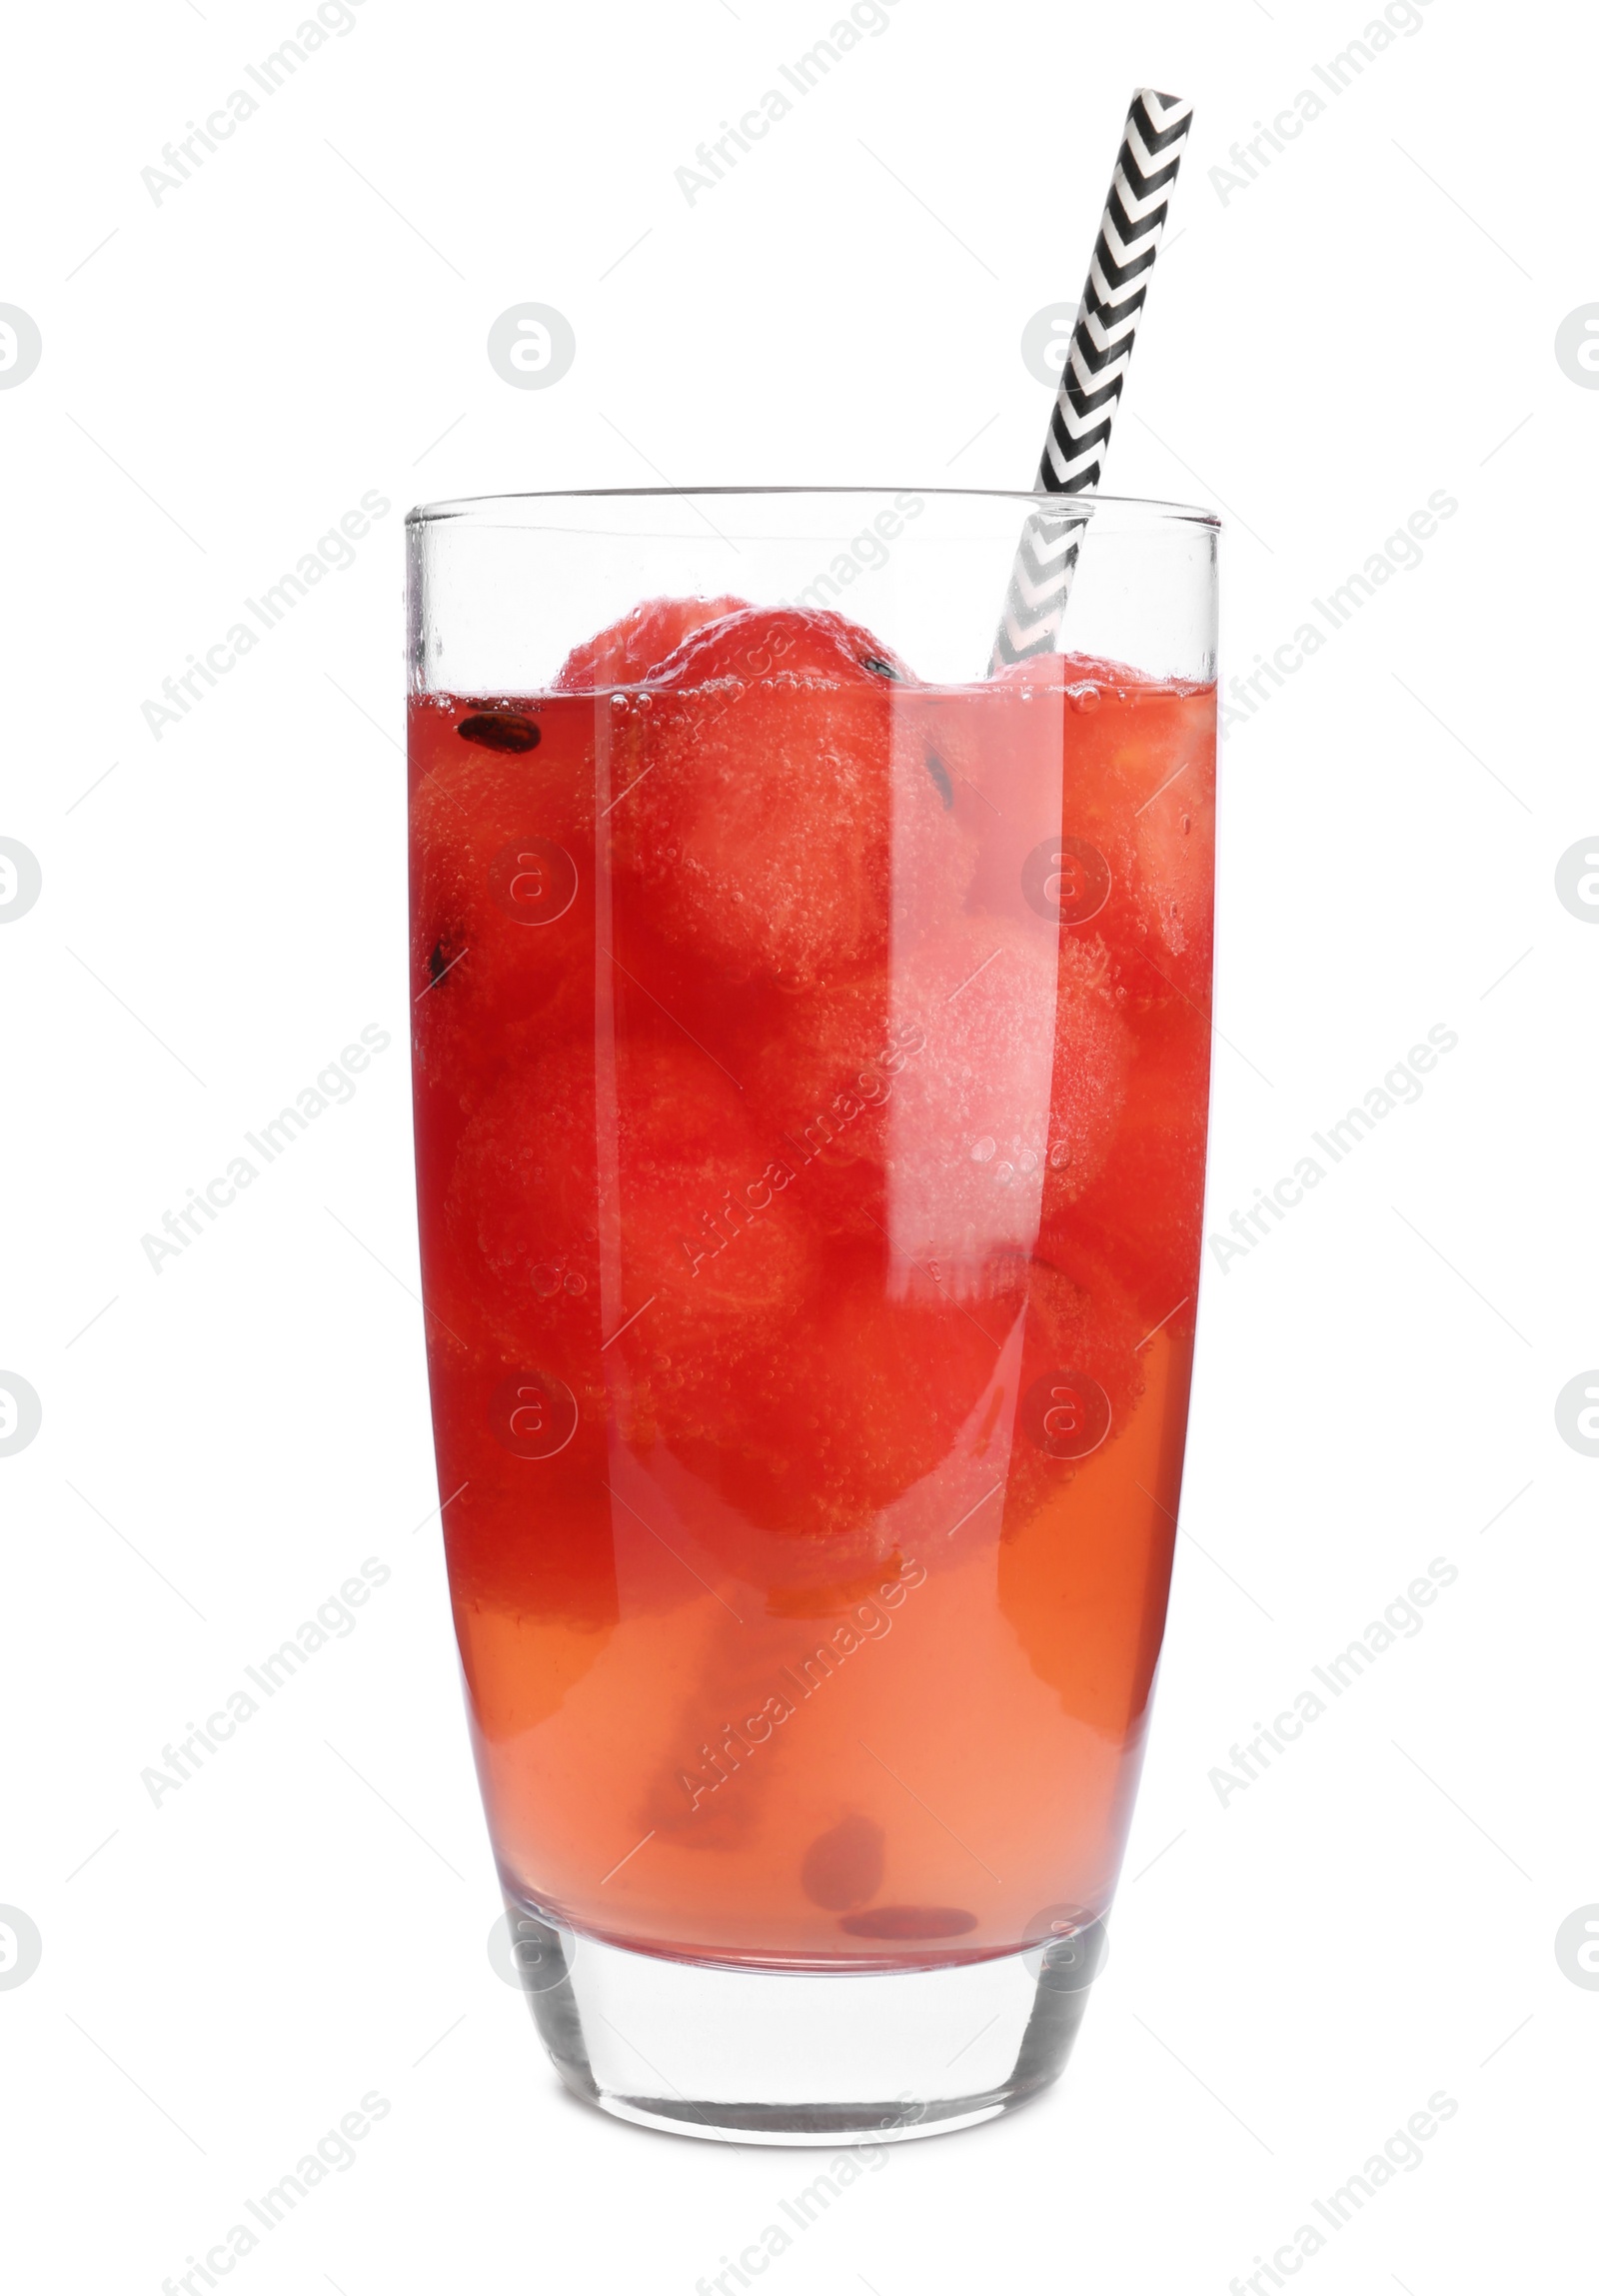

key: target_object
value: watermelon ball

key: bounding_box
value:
[662,1238,1002,1544]
[614,607,967,988]
[649,604,914,689]
[801,1813,885,1912]
[737,967,896,1239]
[422,1346,620,1627]
[951,665,1136,947]
[1043,998,1211,1339]
[999,1245,1148,1540]
[444,1029,818,1364]
[1054,679,1214,1016]
[554,595,751,692]
[1116,693,1216,1015]
[409,691,595,1110]
[885,692,981,948]
[987,657,1216,1014]
[880,919,1131,1280]
[955,660,1215,1019]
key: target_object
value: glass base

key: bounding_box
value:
[505,1897,1099,2145]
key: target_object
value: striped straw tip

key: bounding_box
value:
[990,87,1193,671]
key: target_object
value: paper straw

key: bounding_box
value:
[990,88,1193,672]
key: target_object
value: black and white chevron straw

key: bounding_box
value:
[989,88,1193,672]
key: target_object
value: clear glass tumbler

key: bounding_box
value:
[406,488,1218,2142]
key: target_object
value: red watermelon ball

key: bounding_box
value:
[409,693,596,1109]
[614,607,969,988]
[989,657,1216,1012]
[661,1240,1002,1543]
[443,1030,818,1359]
[554,595,751,691]
[1042,999,1211,1337]
[880,920,1131,1280]
[998,1243,1149,1538]
[737,968,899,1239]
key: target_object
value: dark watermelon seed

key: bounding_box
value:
[427,937,466,989]
[923,749,954,810]
[457,712,541,755]
[860,655,901,681]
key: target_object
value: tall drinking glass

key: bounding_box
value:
[406,489,1218,2142]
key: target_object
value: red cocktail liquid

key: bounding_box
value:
[411,602,1214,1968]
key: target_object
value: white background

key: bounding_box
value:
[2,0,1594,2289]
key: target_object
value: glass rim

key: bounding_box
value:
[406,485,1221,530]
